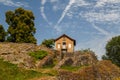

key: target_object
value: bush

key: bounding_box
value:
[28,50,48,60]
[41,39,54,48]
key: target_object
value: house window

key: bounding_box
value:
[63,42,66,45]
[62,42,66,49]
[69,44,72,48]
[58,43,60,49]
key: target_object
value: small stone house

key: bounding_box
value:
[54,34,76,53]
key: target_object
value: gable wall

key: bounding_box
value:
[55,36,74,53]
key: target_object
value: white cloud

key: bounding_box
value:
[0,0,29,7]
[74,0,91,7]
[52,3,66,11]
[80,10,120,35]
[50,0,58,3]
[95,0,120,7]
[81,11,120,24]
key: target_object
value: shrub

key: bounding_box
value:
[28,50,48,60]
[41,39,54,48]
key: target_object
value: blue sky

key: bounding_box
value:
[0,0,120,59]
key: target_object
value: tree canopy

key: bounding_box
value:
[41,39,54,48]
[6,8,36,43]
[102,35,120,66]
[0,25,6,42]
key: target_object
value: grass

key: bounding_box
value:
[28,50,48,60]
[0,59,48,80]
[61,65,82,71]
[37,68,58,77]
[42,64,55,69]
[114,77,120,80]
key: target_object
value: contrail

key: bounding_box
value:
[40,0,51,25]
[57,0,75,25]
[41,0,46,5]
[92,23,109,36]
[53,0,75,33]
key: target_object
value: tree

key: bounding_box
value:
[0,25,6,42]
[5,8,36,43]
[102,35,120,66]
[41,39,54,48]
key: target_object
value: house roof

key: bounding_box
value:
[54,34,76,46]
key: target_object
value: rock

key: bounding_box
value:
[0,43,55,69]
[57,60,120,80]
[18,57,35,69]
[54,57,73,69]
[72,52,98,66]
[37,54,54,68]
[54,51,98,69]
[0,43,37,69]
[58,70,80,80]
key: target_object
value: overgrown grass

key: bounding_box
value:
[37,68,58,77]
[0,59,47,80]
[42,64,55,69]
[114,77,120,80]
[61,65,83,71]
[28,50,48,60]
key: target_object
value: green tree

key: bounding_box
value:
[0,25,6,42]
[6,8,36,43]
[41,39,54,48]
[102,35,120,66]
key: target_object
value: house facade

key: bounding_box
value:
[54,34,76,53]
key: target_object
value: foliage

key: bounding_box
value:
[28,50,48,60]
[102,35,120,66]
[5,7,36,43]
[102,55,108,60]
[0,25,6,42]
[41,39,54,48]
[0,59,46,80]
[78,48,95,54]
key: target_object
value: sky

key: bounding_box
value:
[0,0,120,59]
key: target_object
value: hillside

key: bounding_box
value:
[0,59,48,80]
[0,42,53,69]
[58,60,120,80]
[0,43,120,80]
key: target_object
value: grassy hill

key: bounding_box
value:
[0,43,120,80]
[0,59,47,80]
